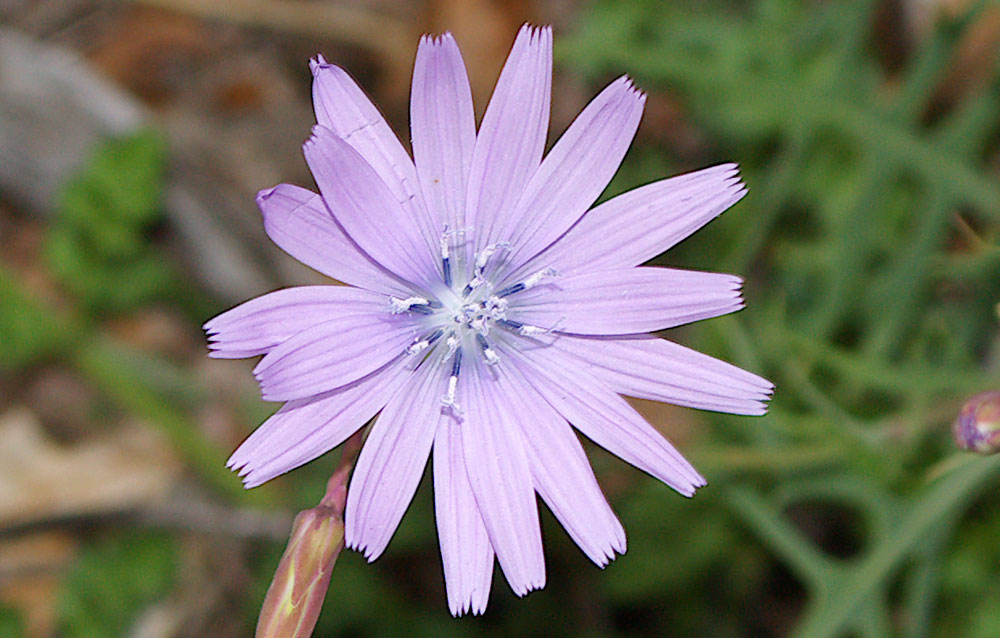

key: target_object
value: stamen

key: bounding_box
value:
[519,323,555,336]
[494,282,524,297]
[496,267,559,298]
[476,334,500,365]
[409,304,434,315]
[498,319,523,331]
[442,375,460,412]
[389,296,431,314]
[439,225,471,289]
[474,242,510,272]
[440,230,452,288]
[462,242,511,296]
[405,328,444,355]
[441,350,462,413]
[523,268,559,290]
[497,318,558,337]
[463,274,486,294]
[445,334,461,356]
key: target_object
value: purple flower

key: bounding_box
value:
[205,25,772,615]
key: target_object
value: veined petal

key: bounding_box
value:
[502,365,626,566]
[303,126,440,290]
[345,356,447,561]
[467,25,552,256]
[555,334,774,415]
[512,164,745,280]
[253,312,418,401]
[458,357,545,596]
[501,76,645,272]
[411,33,476,252]
[504,341,705,496]
[204,285,385,358]
[511,267,744,335]
[229,359,412,488]
[257,184,409,296]
[434,414,494,616]
[310,58,440,259]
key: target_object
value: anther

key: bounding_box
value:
[462,242,511,296]
[523,268,559,289]
[441,350,462,412]
[440,230,452,288]
[497,318,557,337]
[496,268,559,298]
[405,328,444,355]
[389,296,431,314]
[475,334,500,365]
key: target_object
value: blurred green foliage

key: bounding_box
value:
[57,532,176,638]
[0,606,25,638]
[45,129,173,314]
[0,267,77,371]
[562,0,1000,636]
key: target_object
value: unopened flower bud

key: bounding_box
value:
[953,391,1000,454]
[255,505,344,638]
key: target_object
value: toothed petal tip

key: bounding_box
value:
[309,54,331,74]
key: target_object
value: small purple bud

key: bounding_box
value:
[953,391,1000,454]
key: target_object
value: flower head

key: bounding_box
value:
[205,25,773,615]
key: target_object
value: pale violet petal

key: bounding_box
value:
[503,341,706,495]
[253,312,419,401]
[554,334,774,415]
[303,126,440,290]
[411,33,476,246]
[310,59,440,259]
[345,356,448,561]
[434,415,495,616]
[466,25,552,257]
[500,76,645,272]
[257,184,410,296]
[230,360,412,488]
[501,366,626,566]
[204,285,385,358]
[458,357,545,597]
[511,164,745,281]
[511,267,744,335]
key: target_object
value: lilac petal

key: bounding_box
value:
[229,360,412,488]
[204,285,385,358]
[303,126,440,290]
[458,358,545,596]
[253,312,418,401]
[500,76,646,271]
[466,25,552,255]
[433,415,495,616]
[504,341,705,495]
[257,184,409,296]
[512,267,744,335]
[555,334,774,415]
[345,357,447,561]
[512,164,745,280]
[410,33,476,250]
[310,58,440,258]
[501,366,626,566]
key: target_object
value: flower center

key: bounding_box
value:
[386,235,560,412]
